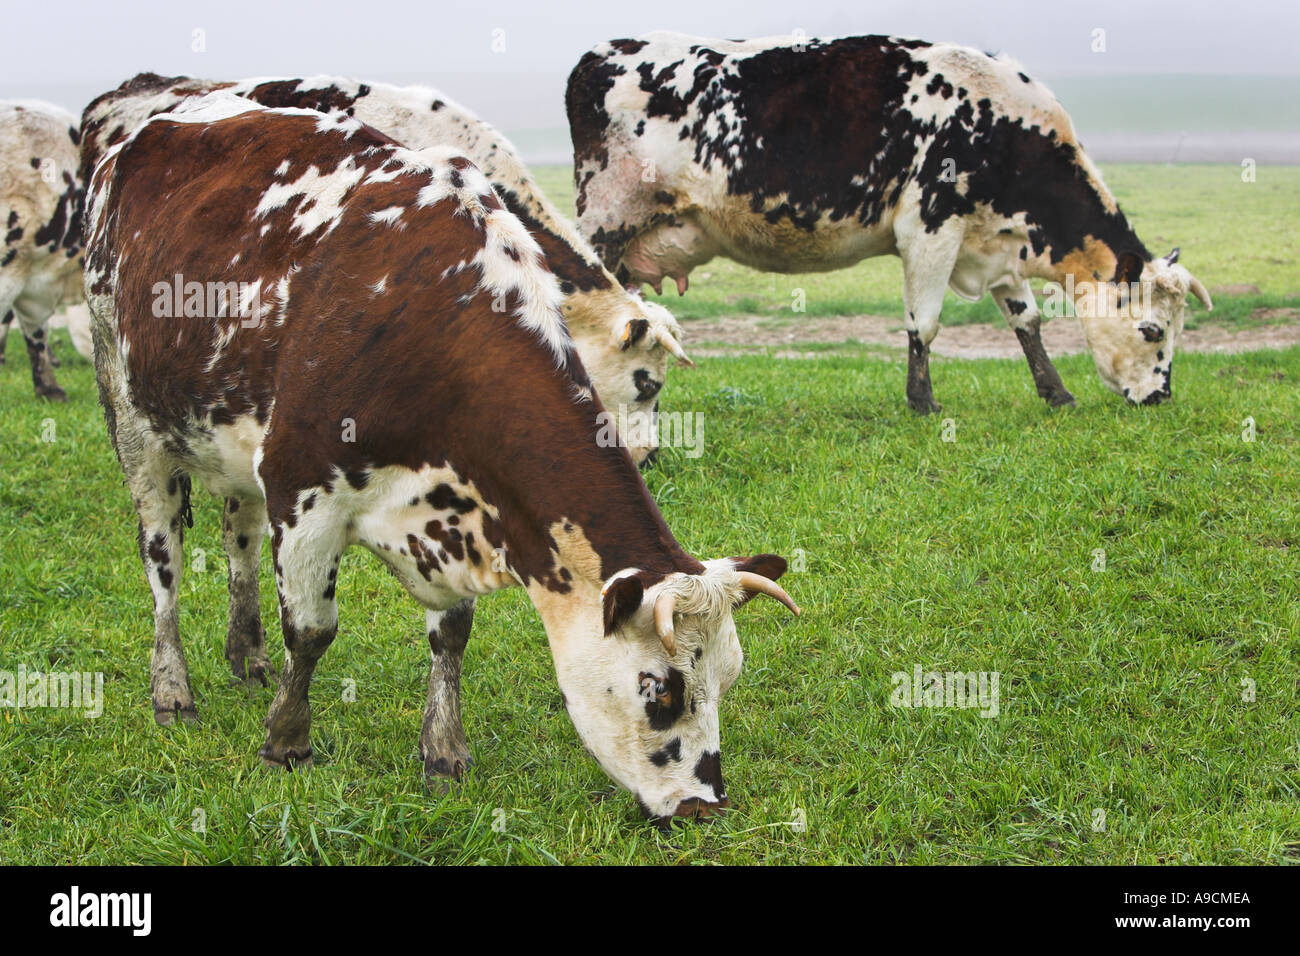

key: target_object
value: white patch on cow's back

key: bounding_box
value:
[254,156,366,237]
[368,205,405,226]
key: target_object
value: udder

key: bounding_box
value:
[622,215,717,295]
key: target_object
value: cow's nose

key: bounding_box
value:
[1140,389,1169,406]
[671,796,730,820]
[638,448,660,470]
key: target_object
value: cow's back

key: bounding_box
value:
[85,97,581,498]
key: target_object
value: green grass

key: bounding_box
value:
[2,331,1297,864]
[531,163,1300,327]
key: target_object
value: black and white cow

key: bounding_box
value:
[81,73,690,465]
[0,101,84,400]
[567,32,1214,411]
[83,93,798,821]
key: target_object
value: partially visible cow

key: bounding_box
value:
[81,73,690,465]
[567,32,1213,411]
[0,101,84,400]
[83,93,798,821]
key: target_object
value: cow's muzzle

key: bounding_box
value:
[672,796,730,819]
[641,795,731,827]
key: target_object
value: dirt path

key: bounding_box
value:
[683,312,1300,359]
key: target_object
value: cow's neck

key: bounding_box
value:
[486,397,699,644]
[462,373,700,603]
[1018,153,1149,293]
[1032,237,1130,292]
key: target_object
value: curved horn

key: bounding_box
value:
[736,571,801,616]
[653,590,678,656]
[654,327,694,367]
[1189,276,1213,311]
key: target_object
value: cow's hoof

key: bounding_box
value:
[154,702,199,726]
[259,744,313,771]
[908,397,942,415]
[1048,391,1077,408]
[230,658,276,688]
[37,386,68,402]
[423,750,472,791]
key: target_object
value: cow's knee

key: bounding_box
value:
[906,309,941,347]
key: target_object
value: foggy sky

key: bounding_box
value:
[3,0,1297,132]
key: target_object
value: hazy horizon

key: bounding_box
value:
[4,0,1297,163]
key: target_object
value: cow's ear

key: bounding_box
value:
[620,317,650,350]
[603,574,645,635]
[1113,251,1145,286]
[731,553,788,582]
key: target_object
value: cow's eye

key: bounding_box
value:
[1138,323,1164,343]
[638,672,669,704]
[633,369,662,401]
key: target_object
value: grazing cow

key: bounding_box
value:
[81,73,690,465]
[567,32,1214,411]
[0,101,83,400]
[83,94,798,821]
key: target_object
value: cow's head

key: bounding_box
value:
[549,555,797,823]
[1077,248,1212,405]
[564,288,691,467]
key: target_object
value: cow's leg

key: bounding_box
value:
[993,281,1075,407]
[136,469,198,724]
[898,224,963,415]
[421,599,476,787]
[0,309,12,366]
[259,515,344,770]
[223,495,274,685]
[13,303,65,401]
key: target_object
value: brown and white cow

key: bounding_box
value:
[0,100,84,400]
[81,73,690,465]
[567,32,1214,411]
[83,93,798,821]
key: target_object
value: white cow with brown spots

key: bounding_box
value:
[84,94,798,822]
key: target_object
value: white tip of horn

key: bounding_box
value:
[656,328,693,367]
[736,571,801,616]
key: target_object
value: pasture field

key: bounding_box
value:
[533,163,1300,327]
[1,333,1297,864]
